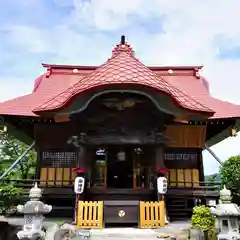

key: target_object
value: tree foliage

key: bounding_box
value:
[0,129,37,179]
[0,128,36,215]
[220,155,240,203]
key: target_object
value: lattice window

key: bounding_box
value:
[41,150,77,168]
[164,153,198,161]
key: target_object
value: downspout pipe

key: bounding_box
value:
[0,141,35,180]
[204,144,223,166]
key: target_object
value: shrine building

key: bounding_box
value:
[0,36,240,224]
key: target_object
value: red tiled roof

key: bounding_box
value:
[163,75,240,119]
[0,73,84,116]
[33,43,213,114]
[0,39,240,120]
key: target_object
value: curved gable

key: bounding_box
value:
[33,41,214,117]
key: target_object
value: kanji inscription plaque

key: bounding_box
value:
[164,148,200,168]
[41,150,77,168]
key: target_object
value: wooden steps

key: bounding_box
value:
[166,197,193,221]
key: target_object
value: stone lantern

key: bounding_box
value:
[16,182,52,240]
[210,185,240,240]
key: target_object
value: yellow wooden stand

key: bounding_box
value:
[77,201,103,229]
[139,201,165,228]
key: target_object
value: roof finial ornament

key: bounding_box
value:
[121,35,126,45]
[112,35,134,57]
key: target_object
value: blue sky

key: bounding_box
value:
[1,0,240,175]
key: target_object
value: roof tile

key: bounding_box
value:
[33,44,213,114]
[0,40,240,120]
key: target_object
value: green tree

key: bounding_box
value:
[0,128,36,215]
[0,128,36,179]
[220,155,240,204]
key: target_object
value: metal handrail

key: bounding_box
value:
[204,143,223,165]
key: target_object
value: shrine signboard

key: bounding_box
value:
[41,150,78,168]
[164,148,200,168]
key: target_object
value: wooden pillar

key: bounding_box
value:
[35,148,41,183]
[199,150,205,183]
[154,132,167,170]
[155,144,166,170]
[77,146,87,169]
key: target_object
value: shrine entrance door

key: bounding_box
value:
[107,146,133,188]
[91,146,152,189]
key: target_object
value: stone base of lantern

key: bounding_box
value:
[218,232,240,239]
[17,229,45,240]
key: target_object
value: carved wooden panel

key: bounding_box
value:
[164,125,206,148]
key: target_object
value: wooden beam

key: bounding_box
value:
[54,115,70,123]
[85,133,167,145]
[173,117,189,124]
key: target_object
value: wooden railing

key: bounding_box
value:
[0,179,221,195]
[0,179,73,188]
[168,181,221,189]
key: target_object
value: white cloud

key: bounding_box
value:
[2,0,240,174]
[68,0,240,174]
[4,25,50,53]
[0,77,33,102]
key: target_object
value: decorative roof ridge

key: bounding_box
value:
[111,35,135,58]
[33,36,215,114]
[110,49,213,113]
[42,63,98,70]
[158,77,213,112]
[136,60,214,113]
[33,53,214,114]
[149,65,203,70]
[42,63,203,71]
[33,74,44,93]
[33,59,112,113]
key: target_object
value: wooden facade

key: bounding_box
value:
[34,106,206,223]
[37,123,205,188]
[1,37,238,224]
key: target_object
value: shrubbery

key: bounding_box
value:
[0,181,23,215]
[191,205,215,231]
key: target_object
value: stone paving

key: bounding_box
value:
[86,222,191,239]
[7,217,191,239]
